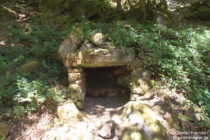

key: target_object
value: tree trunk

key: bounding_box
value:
[139,0,147,21]
[117,0,122,11]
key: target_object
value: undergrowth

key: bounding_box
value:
[0,24,70,118]
[0,20,209,128]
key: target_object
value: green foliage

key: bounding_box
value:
[76,21,140,47]
[12,77,65,116]
[0,137,6,140]
[7,25,66,58]
[0,24,69,118]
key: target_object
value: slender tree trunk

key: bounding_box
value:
[117,0,122,11]
[139,0,147,21]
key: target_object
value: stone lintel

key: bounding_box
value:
[63,48,134,68]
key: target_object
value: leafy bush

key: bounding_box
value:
[13,77,66,116]
[0,24,69,117]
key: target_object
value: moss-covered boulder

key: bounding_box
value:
[17,60,40,73]
[0,121,9,138]
[130,69,152,97]
[121,102,169,140]
[57,101,82,123]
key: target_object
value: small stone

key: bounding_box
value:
[68,84,81,92]
[90,33,106,46]
[75,101,84,110]
[0,121,9,138]
[98,120,116,139]
[57,101,82,122]
[68,73,82,82]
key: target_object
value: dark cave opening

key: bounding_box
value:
[84,66,131,98]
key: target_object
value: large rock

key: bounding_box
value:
[98,120,116,139]
[121,102,169,140]
[58,28,83,58]
[42,122,93,140]
[63,48,134,67]
[57,101,82,123]
[130,69,152,96]
[0,121,9,138]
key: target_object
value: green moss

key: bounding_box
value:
[122,103,168,139]
[17,60,40,73]
[0,122,9,139]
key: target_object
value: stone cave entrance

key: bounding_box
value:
[59,30,135,109]
[83,66,131,108]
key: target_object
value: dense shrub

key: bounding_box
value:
[0,24,69,117]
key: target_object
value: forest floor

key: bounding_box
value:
[7,96,130,140]
[7,91,183,140]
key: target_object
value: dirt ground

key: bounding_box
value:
[7,96,130,140]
